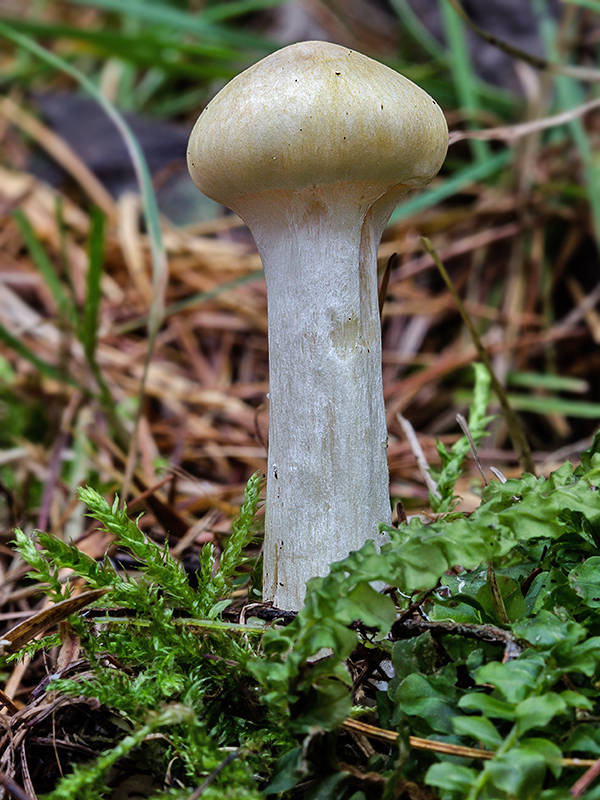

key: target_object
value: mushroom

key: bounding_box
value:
[187,40,447,610]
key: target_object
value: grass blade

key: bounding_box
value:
[0,17,245,78]
[79,209,121,426]
[440,0,490,165]
[69,0,278,50]
[0,22,167,342]
[556,0,600,12]
[534,0,600,247]
[389,0,448,61]
[390,150,513,223]
[507,371,588,394]
[12,208,78,327]
[507,394,600,419]
[80,208,104,362]
[0,21,167,499]
[115,269,264,335]
[0,323,78,388]
[200,0,288,23]
[456,389,600,420]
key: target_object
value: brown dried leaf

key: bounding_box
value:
[1,589,109,654]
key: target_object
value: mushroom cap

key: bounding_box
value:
[187,40,448,209]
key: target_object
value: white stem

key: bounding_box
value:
[240,185,401,610]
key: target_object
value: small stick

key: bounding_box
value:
[570,756,600,797]
[0,772,34,800]
[396,413,441,499]
[421,237,536,475]
[456,413,487,486]
[188,750,240,798]
[341,718,598,767]
[449,97,600,146]
[486,562,510,627]
[489,466,508,484]
[446,0,600,83]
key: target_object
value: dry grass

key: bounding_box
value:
[0,0,599,721]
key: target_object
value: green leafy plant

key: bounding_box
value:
[430,361,493,511]
[11,473,290,799]
[252,429,600,797]
[8,381,600,798]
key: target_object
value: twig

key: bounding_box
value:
[0,772,35,800]
[396,413,441,499]
[188,750,240,798]
[421,237,536,475]
[449,97,600,146]
[486,562,510,627]
[37,391,82,531]
[570,756,600,796]
[456,413,487,486]
[391,616,522,661]
[341,718,598,767]
[0,689,18,716]
[0,97,115,217]
[394,586,439,626]
[446,0,600,83]
[489,466,508,484]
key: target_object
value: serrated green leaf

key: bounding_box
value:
[524,571,554,615]
[565,724,600,756]
[429,362,492,512]
[430,597,482,624]
[264,747,303,796]
[554,636,600,676]
[207,599,232,619]
[540,790,582,800]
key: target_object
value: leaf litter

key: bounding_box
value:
[1,0,600,797]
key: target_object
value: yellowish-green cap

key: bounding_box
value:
[187,40,448,209]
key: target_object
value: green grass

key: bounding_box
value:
[534,0,600,248]
[439,0,491,164]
